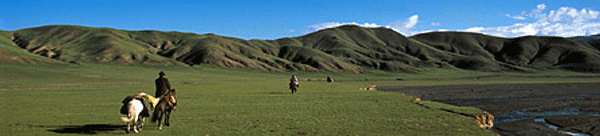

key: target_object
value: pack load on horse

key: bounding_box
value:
[138,93,159,109]
[120,93,153,133]
[151,89,177,130]
[289,75,299,94]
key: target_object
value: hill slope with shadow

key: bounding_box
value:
[411,32,600,72]
[2,25,600,73]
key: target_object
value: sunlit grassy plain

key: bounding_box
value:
[2,63,599,135]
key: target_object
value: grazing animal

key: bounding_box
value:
[474,113,494,129]
[120,93,152,133]
[412,97,421,103]
[326,77,334,83]
[152,89,178,130]
[359,85,377,91]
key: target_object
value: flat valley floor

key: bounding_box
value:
[381,82,600,135]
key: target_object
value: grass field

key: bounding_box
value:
[3,64,598,135]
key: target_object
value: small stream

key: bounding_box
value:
[493,107,599,136]
[494,107,600,124]
[534,118,590,136]
[450,98,600,135]
[425,94,600,135]
[379,85,600,135]
[444,94,600,106]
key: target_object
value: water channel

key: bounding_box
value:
[379,83,600,136]
[443,96,600,136]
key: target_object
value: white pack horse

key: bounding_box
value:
[120,93,158,133]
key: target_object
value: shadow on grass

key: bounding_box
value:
[267,92,289,94]
[34,124,126,134]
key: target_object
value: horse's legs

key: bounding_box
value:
[126,122,131,133]
[138,117,145,131]
[165,110,171,126]
[132,115,139,133]
[157,112,164,130]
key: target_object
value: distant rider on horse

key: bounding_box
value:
[289,75,299,94]
[291,75,299,87]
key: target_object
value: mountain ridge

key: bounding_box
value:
[570,34,600,42]
[2,25,600,73]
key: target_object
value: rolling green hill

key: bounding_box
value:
[570,34,600,42]
[411,32,600,72]
[2,25,600,73]
[0,30,64,64]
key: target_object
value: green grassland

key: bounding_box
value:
[3,64,600,135]
[5,25,600,135]
[0,64,518,136]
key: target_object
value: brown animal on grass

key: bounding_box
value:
[151,89,178,130]
[412,97,421,103]
[289,82,299,94]
[474,113,494,129]
[290,75,299,94]
[359,85,377,91]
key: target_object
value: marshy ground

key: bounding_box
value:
[381,82,600,135]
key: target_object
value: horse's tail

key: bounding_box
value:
[121,102,135,122]
[121,116,133,122]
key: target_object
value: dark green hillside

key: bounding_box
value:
[12,25,186,66]
[502,36,600,72]
[570,34,600,42]
[409,32,508,71]
[0,30,63,64]
[3,25,600,72]
[411,32,600,72]
[294,26,425,72]
[591,39,600,48]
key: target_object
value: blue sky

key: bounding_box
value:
[1,0,599,40]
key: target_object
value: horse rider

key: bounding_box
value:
[155,71,172,98]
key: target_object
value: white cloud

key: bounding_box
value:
[301,4,600,38]
[545,7,599,23]
[513,4,547,19]
[506,14,526,20]
[387,15,419,35]
[405,15,419,28]
[463,4,600,37]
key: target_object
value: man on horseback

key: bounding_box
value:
[291,75,299,86]
[152,71,178,130]
[152,89,178,130]
[155,71,172,98]
[289,75,299,94]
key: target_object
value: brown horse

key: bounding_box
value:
[151,89,177,130]
[289,75,299,94]
[289,82,299,94]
